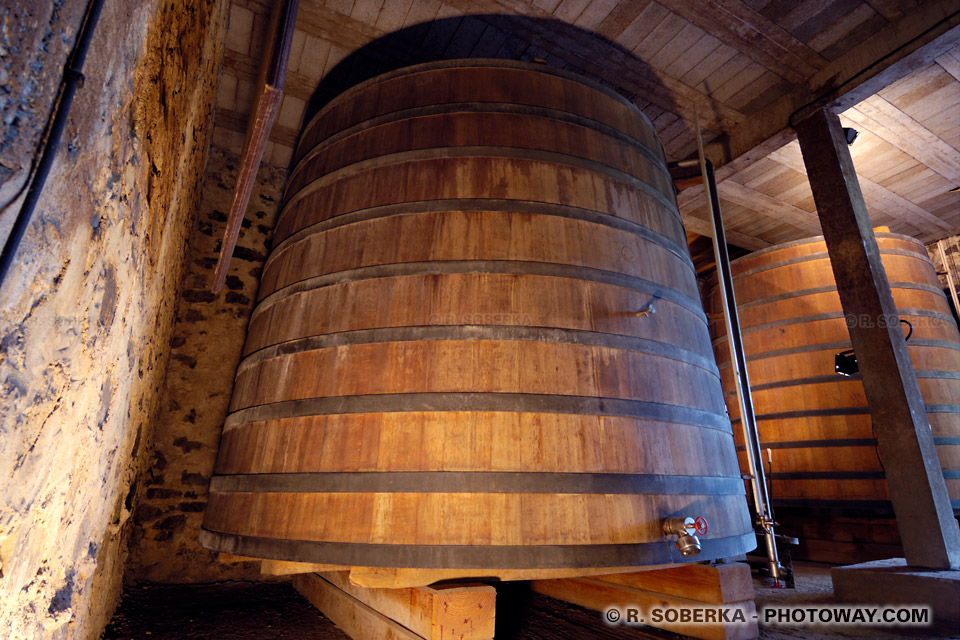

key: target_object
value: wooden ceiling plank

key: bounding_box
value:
[572,0,622,30]
[216,107,299,147]
[806,3,875,53]
[632,11,690,62]
[680,213,773,250]
[554,0,593,23]
[468,24,510,57]
[718,180,822,233]
[372,0,415,32]
[865,0,920,23]
[735,157,788,188]
[646,23,706,71]
[443,15,488,58]
[666,0,827,83]
[935,47,960,81]
[778,0,828,33]
[349,0,384,23]
[616,2,672,51]
[710,60,768,104]
[660,33,723,80]
[724,69,779,111]
[879,63,953,107]
[703,4,959,179]
[792,0,881,51]
[842,95,960,184]
[594,0,650,42]
[453,7,745,130]
[534,0,563,12]
[767,143,955,234]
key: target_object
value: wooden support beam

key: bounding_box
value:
[591,562,754,605]
[260,559,343,576]
[795,107,960,570]
[293,573,424,640]
[531,564,759,640]
[212,0,299,293]
[345,565,663,589]
[293,572,495,640]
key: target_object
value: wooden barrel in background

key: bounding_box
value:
[201,59,754,579]
[707,232,960,514]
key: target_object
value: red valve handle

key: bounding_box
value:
[694,516,708,535]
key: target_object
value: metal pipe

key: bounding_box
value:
[0,0,105,290]
[701,157,783,585]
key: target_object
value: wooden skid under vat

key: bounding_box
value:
[291,564,757,640]
[531,562,759,640]
[293,571,495,640]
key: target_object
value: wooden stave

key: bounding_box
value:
[708,234,960,510]
[292,60,664,168]
[203,60,754,570]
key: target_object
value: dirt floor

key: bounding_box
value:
[103,564,958,640]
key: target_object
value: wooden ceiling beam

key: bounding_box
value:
[224,50,318,105]
[717,180,821,234]
[842,95,960,184]
[934,46,960,81]
[664,0,827,84]
[680,211,771,250]
[703,2,960,178]
[216,107,299,147]
[767,143,954,237]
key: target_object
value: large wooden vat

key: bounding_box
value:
[708,232,960,513]
[201,60,754,578]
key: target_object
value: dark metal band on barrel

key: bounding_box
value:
[278,145,682,237]
[278,146,683,251]
[767,471,960,480]
[730,405,959,422]
[736,436,960,450]
[724,370,960,394]
[237,326,720,378]
[197,529,756,569]
[298,59,661,156]
[731,248,931,280]
[711,308,955,343]
[209,472,746,495]
[222,393,732,432]
[252,260,708,324]
[264,199,693,280]
[288,102,669,202]
[770,499,960,513]
[730,281,947,310]
[729,232,926,264]
[715,338,959,367]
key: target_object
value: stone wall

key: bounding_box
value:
[0,1,228,638]
[927,234,960,305]
[127,145,287,583]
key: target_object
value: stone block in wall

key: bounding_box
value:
[127,145,287,584]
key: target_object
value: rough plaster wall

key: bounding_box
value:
[128,144,287,583]
[0,0,228,638]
